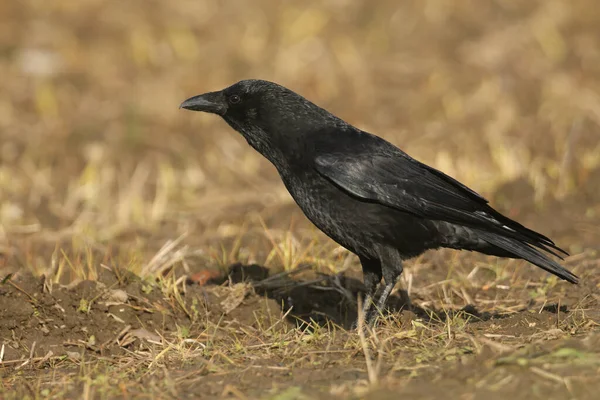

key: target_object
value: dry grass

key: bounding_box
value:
[1,0,600,399]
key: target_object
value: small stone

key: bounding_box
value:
[105,289,129,304]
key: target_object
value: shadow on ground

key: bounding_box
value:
[216,263,516,330]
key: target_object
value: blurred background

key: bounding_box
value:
[1,0,598,279]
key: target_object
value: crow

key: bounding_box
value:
[180,79,578,326]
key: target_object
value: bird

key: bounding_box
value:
[180,79,578,326]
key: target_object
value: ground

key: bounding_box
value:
[1,0,600,399]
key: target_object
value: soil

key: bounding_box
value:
[2,261,599,399]
[0,268,188,362]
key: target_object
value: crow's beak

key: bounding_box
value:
[179,91,227,115]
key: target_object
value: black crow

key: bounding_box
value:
[180,79,577,326]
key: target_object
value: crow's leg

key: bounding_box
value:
[367,248,404,325]
[372,272,401,319]
[353,256,382,329]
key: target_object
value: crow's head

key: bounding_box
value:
[180,80,345,158]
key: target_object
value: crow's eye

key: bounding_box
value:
[229,95,241,104]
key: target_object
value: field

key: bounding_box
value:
[1,0,600,398]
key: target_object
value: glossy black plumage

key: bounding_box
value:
[180,79,578,326]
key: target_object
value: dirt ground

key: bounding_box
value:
[2,243,599,399]
[1,0,600,399]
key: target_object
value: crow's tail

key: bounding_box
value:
[474,230,578,284]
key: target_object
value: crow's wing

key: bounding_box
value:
[314,148,567,257]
